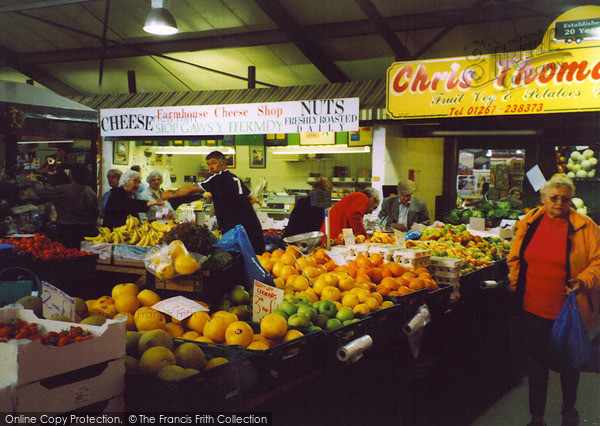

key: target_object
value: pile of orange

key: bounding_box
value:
[256,247,440,316]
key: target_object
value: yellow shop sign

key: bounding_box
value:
[386,6,600,119]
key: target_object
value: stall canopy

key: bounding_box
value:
[0,81,97,123]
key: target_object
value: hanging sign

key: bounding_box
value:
[386,6,600,119]
[100,98,359,137]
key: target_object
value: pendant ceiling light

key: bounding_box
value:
[144,0,178,35]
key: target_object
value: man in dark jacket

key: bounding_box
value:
[378,179,430,232]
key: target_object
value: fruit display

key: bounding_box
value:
[216,285,252,319]
[330,230,396,246]
[258,246,440,319]
[0,233,93,262]
[572,197,589,215]
[444,201,522,228]
[413,224,511,273]
[85,215,175,246]
[0,320,92,346]
[558,146,598,178]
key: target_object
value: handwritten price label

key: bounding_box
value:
[152,296,208,322]
[394,230,406,249]
[342,228,355,246]
[252,280,284,322]
[42,281,75,320]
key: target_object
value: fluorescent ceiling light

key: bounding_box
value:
[431,130,539,136]
[143,1,178,36]
[153,146,235,155]
[271,145,371,155]
[18,140,74,144]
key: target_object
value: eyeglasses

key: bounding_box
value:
[548,195,572,204]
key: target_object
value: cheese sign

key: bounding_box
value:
[42,281,75,321]
[252,280,284,322]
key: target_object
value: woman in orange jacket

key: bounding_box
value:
[507,175,600,426]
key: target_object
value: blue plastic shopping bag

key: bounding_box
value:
[215,225,275,288]
[549,291,595,372]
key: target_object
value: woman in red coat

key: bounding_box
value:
[320,187,380,241]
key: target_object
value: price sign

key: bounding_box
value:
[152,296,208,322]
[42,281,75,320]
[325,250,347,265]
[252,280,284,322]
[342,228,355,246]
[394,230,406,249]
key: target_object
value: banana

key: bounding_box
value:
[130,215,140,228]
[127,230,141,245]
[136,234,149,247]
[125,216,133,231]
[140,220,150,233]
[151,221,170,233]
[115,224,128,233]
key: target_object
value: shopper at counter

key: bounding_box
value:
[283,177,332,239]
[103,169,164,229]
[31,165,99,249]
[138,171,174,221]
[321,187,380,240]
[99,169,122,217]
[162,150,265,254]
[130,165,148,199]
[378,179,430,232]
[507,175,600,426]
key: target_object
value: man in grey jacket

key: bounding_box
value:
[378,179,430,232]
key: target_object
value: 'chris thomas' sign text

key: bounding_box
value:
[100,98,359,137]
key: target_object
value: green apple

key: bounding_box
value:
[272,309,289,320]
[279,300,298,317]
[233,284,245,291]
[325,318,343,331]
[283,294,297,303]
[295,295,312,306]
[297,305,318,323]
[318,299,337,318]
[231,288,250,305]
[314,313,329,328]
[229,305,251,321]
[309,326,322,331]
[219,300,233,311]
[343,318,360,326]
[288,313,311,328]
[312,301,322,312]
[335,306,354,323]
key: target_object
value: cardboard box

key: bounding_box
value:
[11,358,124,413]
[0,306,126,386]
[0,381,13,412]
[80,241,113,265]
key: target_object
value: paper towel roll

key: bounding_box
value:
[403,305,431,335]
[336,335,373,362]
[480,280,498,289]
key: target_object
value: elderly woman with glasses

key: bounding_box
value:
[103,169,164,229]
[138,171,174,221]
[507,175,600,426]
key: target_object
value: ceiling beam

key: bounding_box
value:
[354,0,412,61]
[0,0,97,13]
[9,0,551,66]
[0,46,82,97]
[252,0,348,83]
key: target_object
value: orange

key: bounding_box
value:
[271,261,286,278]
[381,300,394,308]
[355,254,373,268]
[346,265,358,278]
[396,276,410,288]
[409,277,426,291]
[113,312,135,330]
[212,310,238,326]
[322,272,339,287]
[353,303,370,315]
[93,303,117,319]
[365,297,380,311]
[286,274,301,286]
[114,293,141,314]
[355,274,371,284]
[291,275,310,292]
[259,257,274,273]
[369,253,384,267]
[165,322,185,337]
[315,265,327,276]
[380,268,393,279]
[312,276,329,295]
[386,261,405,277]
[301,288,319,303]
[306,256,318,267]
[414,267,429,276]
[419,272,433,280]
[195,335,214,343]
[260,313,288,340]
[273,277,285,289]
[186,311,210,334]
[253,333,271,347]
[111,283,139,300]
[401,271,417,280]
[225,321,254,347]
[314,249,330,262]
[375,283,391,296]
[324,261,338,272]
[302,266,319,279]
[341,292,360,309]
[381,276,398,291]
[321,286,341,302]
[181,330,201,340]
[425,279,440,291]
[295,257,311,270]
[355,288,371,303]
[280,252,296,266]
[134,307,167,331]
[85,299,96,312]
[174,254,200,275]
[396,285,413,295]
[248,341,269,351]
[370,267,383,284]
[357,266,372,278]
[203,317,229,343]
[137,289,161,308]
[279,265,297,282]
[262,252,272,258]
[285,245,302,258]
[282,329,303,342]
[337,274,355,292]
[370,292,383,305]
[271,249,285,260]
[93,296,114,309]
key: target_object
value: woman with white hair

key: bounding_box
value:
[138,171,174,221]
[508,175,600,426]
[103,169,164,229]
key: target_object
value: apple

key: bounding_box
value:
[325,318,343,331]
[288,313,311,328]
[318,299,338,318]
[314,313,329,328]
[279,300,298,317]
[295,295,312,306]
[297,305,318,323]
[272,309,289,320]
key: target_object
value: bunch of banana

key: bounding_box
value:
[84,216,176,246]
[125,215,140,231]
[84,226,112,243]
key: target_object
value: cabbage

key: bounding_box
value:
[576,170,587,178]
[570,151,582,161]
[573,163,582,172]
[567,171,576,178]
[588,170,596,178]
[572,198,584,209]
[583,149,594,159]
[581,159,592,170]
[589,157,598,166]
[577,207,587,215]
[566,162,574,171]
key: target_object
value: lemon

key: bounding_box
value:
[139,346,176,376]
[260,313,287,340]
[202,317,228,343]
[225,321,254,348]
[134,307,167,331]
[174,254,199,275]
[137,290,162,308]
